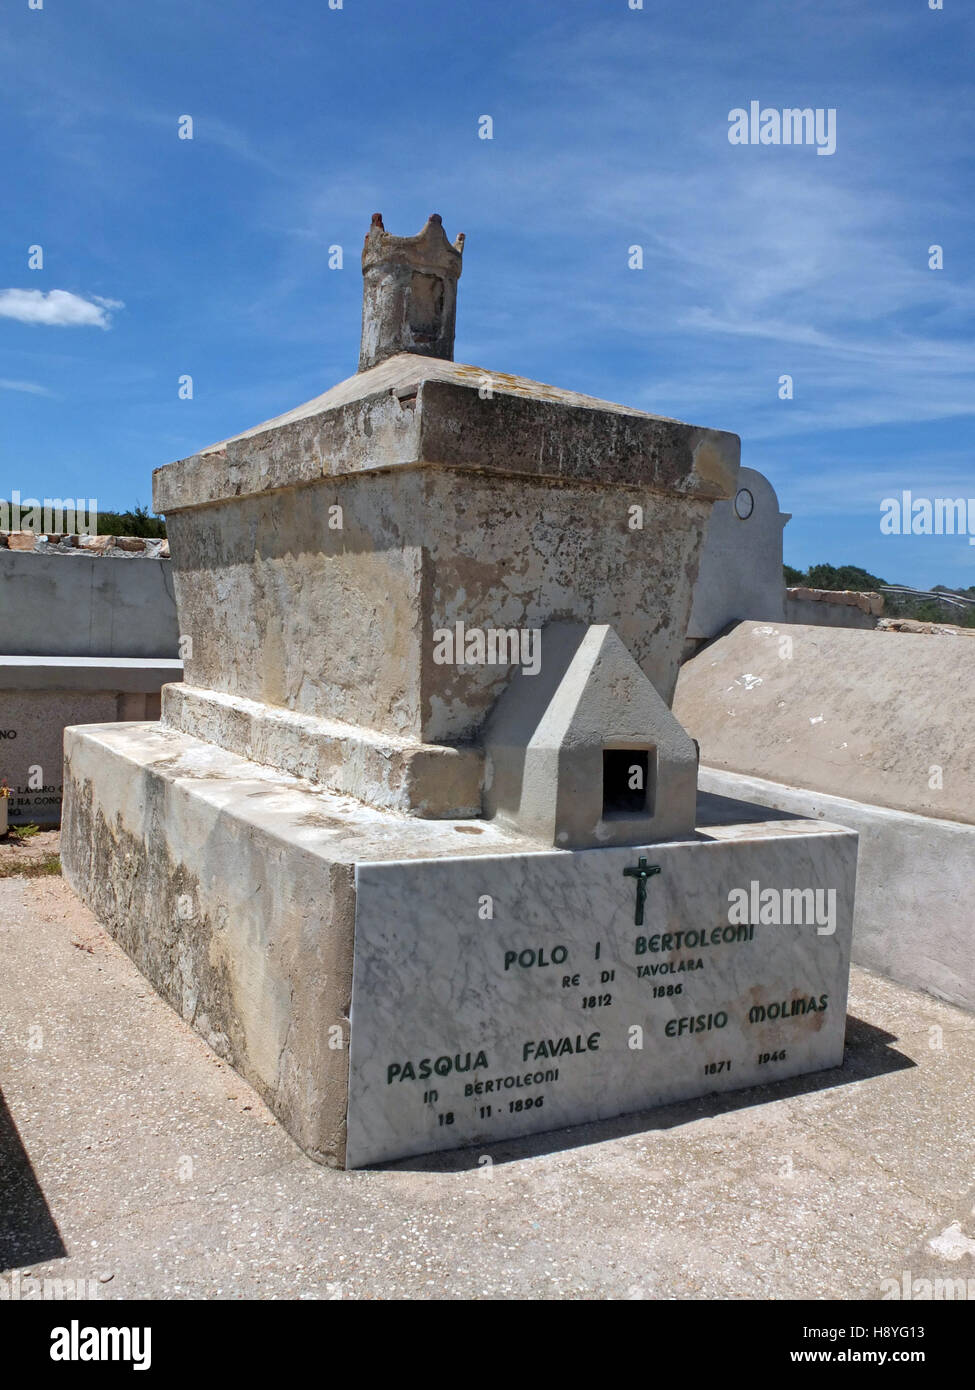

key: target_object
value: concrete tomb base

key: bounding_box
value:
[0,657,182,825]
[62,721,856,1168]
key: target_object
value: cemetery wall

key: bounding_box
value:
[784,586,882,630]
[0,657,181,825]
[674,621,974,823]
[698,767,975,1013]
[0,537,179,657]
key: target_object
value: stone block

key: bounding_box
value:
[349,820,856,1166]
[485,623,698,847]
[152,354,739,761]
[61,721,856,1167]
[162,682,483,817]
[160,465,715,750]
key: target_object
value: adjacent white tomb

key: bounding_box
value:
[0,535,180,824]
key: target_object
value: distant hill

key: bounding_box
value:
[784,563,886,592]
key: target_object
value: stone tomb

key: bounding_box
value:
[0,537,181,824]
[1,656,181,825]
[685,466,790,650]
[62,213,856,1166]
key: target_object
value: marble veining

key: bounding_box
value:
[346,827,857,1167]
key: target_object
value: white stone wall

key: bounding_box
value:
[0,537,178,658]
[686,468,789,640]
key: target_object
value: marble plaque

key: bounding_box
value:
[347,825,857,1167]
[0,691,118,825]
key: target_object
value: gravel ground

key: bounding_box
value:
[0,826,60,876]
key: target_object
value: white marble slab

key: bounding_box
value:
[347,825,856,1167]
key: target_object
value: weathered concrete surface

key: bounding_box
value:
[359,213,464,371]
[59,721,547,1165]
[484,623,698,847]
[162,468,712,745]
[674,621,975,825]
[162,683,483,818]
[699,767,975,1015]
[61,721,857,1169]
[3,865,974,1299]
[150,351,738,794]
[687,468,789,641]
[0,549,178,658]
[154,354,740,507]
[60,725,357,1167]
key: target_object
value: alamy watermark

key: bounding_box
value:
[1,491,98,535]
[432,621,540,676]
[50,1320,151,1370]
[881,1270,975,1300]
[728,880,837,935]
[0,1270,99,1300]
[728,102,836,156]
[880,491,975,544]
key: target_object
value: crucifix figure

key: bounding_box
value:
[623,856,661,926]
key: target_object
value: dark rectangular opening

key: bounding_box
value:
[603,747,652,818]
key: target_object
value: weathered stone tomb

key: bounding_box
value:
[62,214,856,1166]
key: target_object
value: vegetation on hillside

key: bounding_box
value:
[92,504,167,538]
[1,501,167,538]
[784,562,886,592]
[785,563,975,627]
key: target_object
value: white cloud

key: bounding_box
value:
[0,288,123,328]
[0,377,52,395]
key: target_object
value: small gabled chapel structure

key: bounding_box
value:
[485,622,699,848]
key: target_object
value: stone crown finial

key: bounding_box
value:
[358,213,465,372]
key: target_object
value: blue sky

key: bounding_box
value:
[2,0,973,587]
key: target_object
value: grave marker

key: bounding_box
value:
[62,213,856,1166]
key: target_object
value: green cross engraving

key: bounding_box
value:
[623,856,661,926]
